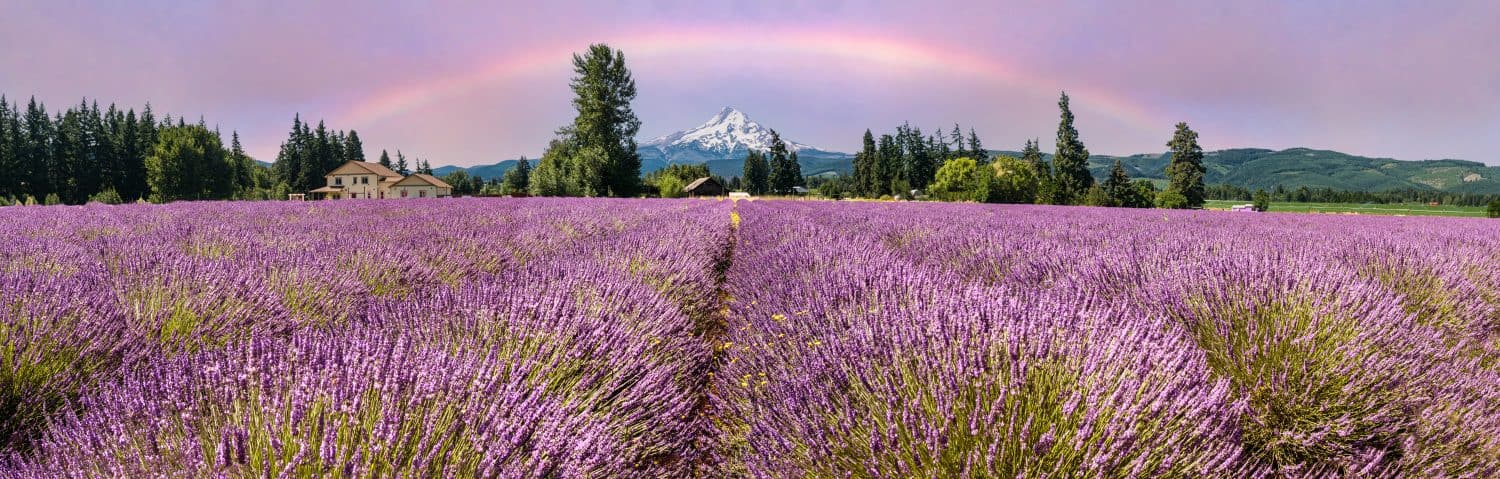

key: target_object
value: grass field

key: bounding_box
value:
[1205,199,1489,217]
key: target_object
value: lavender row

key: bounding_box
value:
[715,201,1499,477]
[0,198,735,477]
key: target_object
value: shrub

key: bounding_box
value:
[87,188,125,205]
[1253,189,1271,212]
[1488,198,1499,218]
[1155,189,1189,209]
[928,157,989,202]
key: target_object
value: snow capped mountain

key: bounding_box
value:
[635,107,853,178]
[643,107,817,154]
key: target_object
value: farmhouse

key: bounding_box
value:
[307,161,451,199]
[391,174,454,199]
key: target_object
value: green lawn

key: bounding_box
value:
[1205,199,1488,217]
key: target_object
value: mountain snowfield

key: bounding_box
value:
[642,107,816,154]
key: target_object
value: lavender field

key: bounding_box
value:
[0,198,1496,478]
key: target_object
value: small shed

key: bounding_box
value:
[684,177,725,197]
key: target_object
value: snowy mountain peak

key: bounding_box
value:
[644,107,816,154]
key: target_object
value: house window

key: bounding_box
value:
[401,190,408,198]
[334,177,343,186]
[362,177,370,184]
[419,190,427,198]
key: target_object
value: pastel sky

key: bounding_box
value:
[3,0,1498,166]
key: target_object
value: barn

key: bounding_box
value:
[684,177,725,197]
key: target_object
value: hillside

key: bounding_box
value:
[431,108,1500,194]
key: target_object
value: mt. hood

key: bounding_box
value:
[637,108,851,177]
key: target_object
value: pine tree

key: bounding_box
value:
[1052,92,1093,204]
[742,149,769,195]
[1022,139,1055,204]
[768,129,799,194]
[900,125,935,191]
[950,124,966,160]
[272,115,304,190]
[378,150,392,169]
[395,150,409,175]
[0,96,12,198]
[1165,122,1207,208]
[230,131,253,197]
[967,128,985,163]
[930,133,951,166]
[876,134,899,196]
[345,130,366,162]
[22,98,54,199]
[1102,159,1132,207]
[852,129,877,197]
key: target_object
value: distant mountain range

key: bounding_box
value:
[431,108,1500,194]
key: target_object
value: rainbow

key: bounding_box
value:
[339,26,1171,135]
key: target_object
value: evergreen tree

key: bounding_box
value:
[1021,139,1055,204]
[768,130,799,194]
[950,124,966,160]
[1102,159,1132,207]
[345,130,366,162]
[741,149,769,195]
[395,150,409,175]
[0,96,13,198]
[229,131,253,197]
[967,128,985,163]
[900,125,935,191]
[271,115,305,190]
[876,134,900,196]
[930,133,951,166]
[1165,122,1207,208]
[852,129,877,197]
[564,43,641,197]
[22,98,54,199]
[1052,92,1093,204]
[378,150,392,169]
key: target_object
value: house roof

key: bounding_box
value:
[327,161,403,178]
[392,173,453,189]
[684,177,721,192]
[309,186,345,193]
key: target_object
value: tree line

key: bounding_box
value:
[0,95,278,205]
[1206,183,1500,208]
[815,92,1208,209]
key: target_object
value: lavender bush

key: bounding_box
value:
[1,197,1496,477]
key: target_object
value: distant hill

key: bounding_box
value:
[430,109,1500,194]
[1069,148,1500,193]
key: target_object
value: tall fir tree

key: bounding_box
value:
[1022,139,1054,204]
[1102,159,1132,207]
[900,124,935,191]
[967,128,985,163]
[0,96,12,198]
[950,124,967,160]
[741,149,769,195]
[767,129,799,194]
[876,133,900,196]
[378,149,392,169]
[395,150,409,175]
[1165,122,1207,208]
[852,129,878,197]
[345,130,366,162]
[502,156,531,194]
[272,115,305,190]
[1052,92,1093,204]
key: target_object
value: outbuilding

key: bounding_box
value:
[684,177,725,197]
